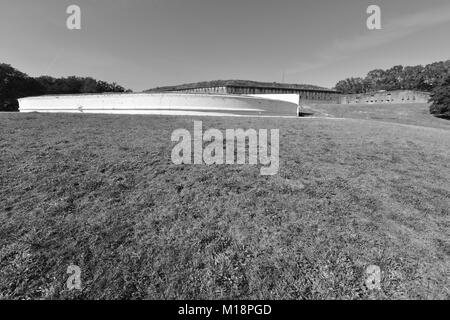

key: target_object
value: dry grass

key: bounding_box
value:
[0,110,449,299]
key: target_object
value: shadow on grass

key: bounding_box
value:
[298,111,315,117]
[433,114,450,120]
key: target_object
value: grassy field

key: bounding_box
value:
[0,106,449,299]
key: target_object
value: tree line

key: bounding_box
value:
[334,60,450,118]
[334,60,450,94]
[0,63,130,111]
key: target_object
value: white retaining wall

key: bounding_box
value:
[18,93,298,117]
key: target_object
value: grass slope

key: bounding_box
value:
[0,111,449,299]
[308,103,450,130]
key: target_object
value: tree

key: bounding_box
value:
[1,63,131,111]
[80,77,98,93]
[95,80,126,93]
[424,61,450,89]
[0,64,45,111]
[335,77,366,94]
[365,69,387,91]
[402,65,427,91]
[383,65,403,91]
[429,75,450,118]
[335,60,450,94]
[35,76,128,95]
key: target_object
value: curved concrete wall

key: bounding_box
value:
[18,93,298,117]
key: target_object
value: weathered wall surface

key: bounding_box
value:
[165,87,228,94]
[340,90,430,104]
[18,93,299,117]
[229,87,340,104]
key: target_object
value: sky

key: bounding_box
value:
[1,0,449,91]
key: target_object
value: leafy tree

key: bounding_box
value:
[335,59,450,94]
[424,61,450,89]
[402,65,428,91]
[0,64,45,111]
[335,77,366,94]
[95,80,126,93]
[430,75,450,118]
[1,63,131,111]
[365,69,387,91]
[35,76,127,95]
[383,65,403,91]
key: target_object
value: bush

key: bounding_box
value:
[429,75,450,118]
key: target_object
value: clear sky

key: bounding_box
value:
[1,0,449,91]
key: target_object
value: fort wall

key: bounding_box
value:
[340,90,430,104]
